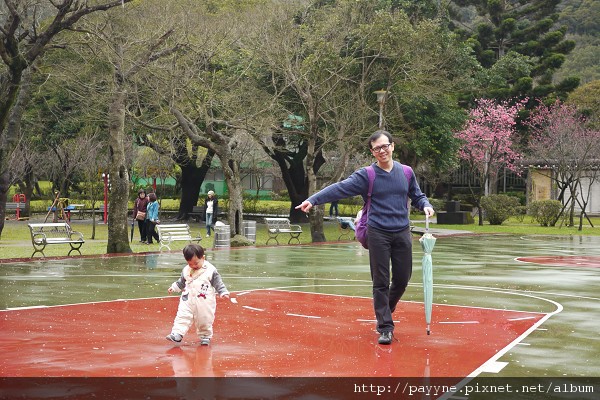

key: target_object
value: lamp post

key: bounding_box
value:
[102,173,109,224]
[374,89,388,130]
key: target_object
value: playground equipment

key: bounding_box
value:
[6,194,27,220]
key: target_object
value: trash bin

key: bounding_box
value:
[214,224,231,248]
[243,220,256,243]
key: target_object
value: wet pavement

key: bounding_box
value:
[0,234,599,380]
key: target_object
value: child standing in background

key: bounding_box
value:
[166,244,230,345]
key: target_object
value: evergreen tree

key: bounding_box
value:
[449,0,579,102]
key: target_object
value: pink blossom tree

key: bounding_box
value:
[525,100,600,230]
[455,98,526,225]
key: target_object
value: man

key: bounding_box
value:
[296,130,435,345]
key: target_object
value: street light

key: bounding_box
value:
[374,89,388,130]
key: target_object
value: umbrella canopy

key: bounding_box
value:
[419,216,437,335]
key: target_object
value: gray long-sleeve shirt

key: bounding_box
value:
[307,161,432,232]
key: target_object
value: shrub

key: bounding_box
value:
[428,198,445,212]
[528,199,562,226]
[480,194,521,225]
[514,205,527,223]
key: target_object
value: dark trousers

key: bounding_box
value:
[137,219,147,241]
[147,221,160,244]
[367,225,413,334]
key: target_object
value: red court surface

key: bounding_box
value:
[0,290,545,378]
[516,255,600,268]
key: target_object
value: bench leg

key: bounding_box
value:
[338,229,354,241]
[31,243,46,258]
[68,243,83,256]
[287,233,301,245]
[31,249,45,258]
[266,236,279,245]
[159,242,171,252]
[67,248,82,256]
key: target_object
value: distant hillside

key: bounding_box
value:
[556,0,600,83]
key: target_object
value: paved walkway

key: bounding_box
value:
[410,218,474,236]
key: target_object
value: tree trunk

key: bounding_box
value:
[0,171,9,238]
[106,88,132,254]
[176,150,214,220]
[309,204,326,242]
[222,157,244,236]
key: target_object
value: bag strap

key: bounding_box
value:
[401,164,413,186]
[364,165,376,214]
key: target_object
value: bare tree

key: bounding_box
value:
[74,2,181,253]
[526,101,600,229]
[0,0,134,236]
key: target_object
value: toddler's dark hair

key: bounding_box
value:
[183,244,205,261]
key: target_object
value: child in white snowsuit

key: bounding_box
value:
[166,244,229,345]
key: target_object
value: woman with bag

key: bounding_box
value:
[133,189,148,243]
[296,130,435,345]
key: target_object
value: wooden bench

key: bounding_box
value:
[156,223,202,251]
[188,206,204,222]
[265,217,302,245]
[336,217,356,240]
[28,222,85,257]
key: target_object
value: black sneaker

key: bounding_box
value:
[378,331,393,345]
[200,337,211,346]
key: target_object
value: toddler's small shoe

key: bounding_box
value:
[166,333,183,343]
[200,337,211,346]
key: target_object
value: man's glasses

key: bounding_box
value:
[371,143,392,153]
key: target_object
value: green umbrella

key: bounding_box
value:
[419,215,437,335]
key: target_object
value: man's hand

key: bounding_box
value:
[423,207,435,218]
[295,200,313,213]
[220,293,230,299]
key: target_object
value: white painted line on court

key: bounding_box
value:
[508,316,537,321]
[480,361,508,373]
[286,313,321,319]
[438,321,479,324]
[242,306,264,312]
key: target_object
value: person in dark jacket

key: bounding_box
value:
[296,130,435,345]
[133,189,149,243]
